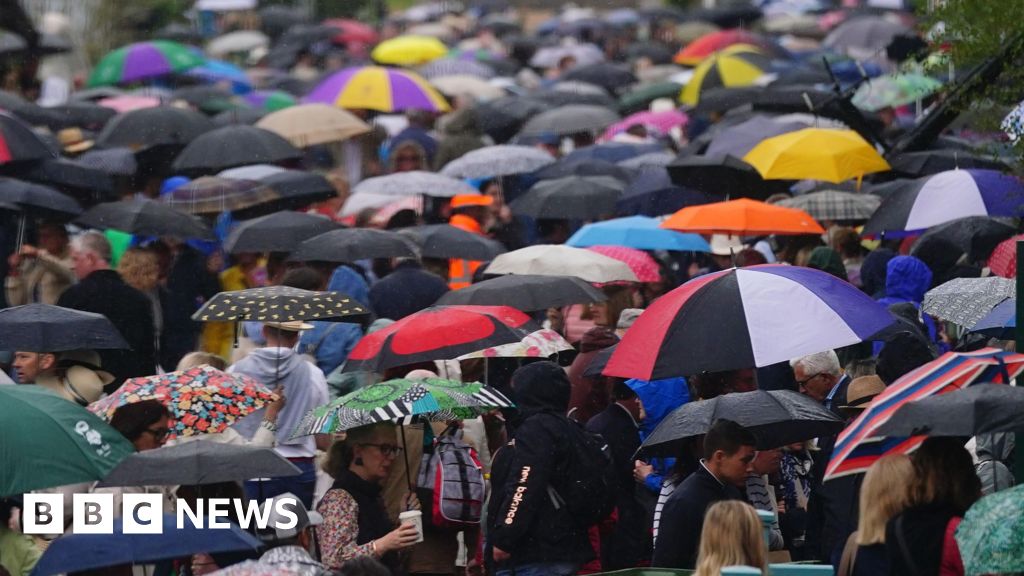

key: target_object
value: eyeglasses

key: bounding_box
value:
[795,373,824,388]
[143,428,170,441]
[360,443,403,456]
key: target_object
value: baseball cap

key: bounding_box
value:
[257,492,323,542]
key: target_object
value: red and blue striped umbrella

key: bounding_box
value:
[825,348,1024,480]
[604,264,894,380]
[0,111,53,165]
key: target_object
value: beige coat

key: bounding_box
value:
[5,249,75,305]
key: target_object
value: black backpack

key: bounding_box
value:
[548,415,617,527]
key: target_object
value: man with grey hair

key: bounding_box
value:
[789,350,848,414]
[57,231,155,387]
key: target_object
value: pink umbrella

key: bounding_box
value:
[98,95,161,113]
[988,234,1024,279]
[587,245,661,282]
[601,110,689,141]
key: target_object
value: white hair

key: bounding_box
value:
[72,230,112,263]
[790,350,841,377]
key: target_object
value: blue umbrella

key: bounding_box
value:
[31,515,262,575]
[562,141,665,164]
[567,215,711,252]
[185,59,253,94]
[972,298,1015,340]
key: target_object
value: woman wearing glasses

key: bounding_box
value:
[319,422,421,573]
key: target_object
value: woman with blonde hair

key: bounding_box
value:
[837,453,914,576]
[118,247,163,362]
[694,500,768,576]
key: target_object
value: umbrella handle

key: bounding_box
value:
[400,424,413,510]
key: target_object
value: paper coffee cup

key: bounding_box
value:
[399,510,424,543]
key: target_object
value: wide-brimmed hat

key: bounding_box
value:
[36,350,113,406]
[263,320,314,332]
[709,234,745,256]
[840,375,886,411]
[57,127,94,154]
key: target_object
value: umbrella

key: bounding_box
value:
[517,104,621,137]
[703,116,809,159]
[604,265,894,380]
[618,81,686,115]
[172,125,302,175]
[561,63,638,94]
[691,86,761,115]
[88,40,205,87]
[398,224,506,260]
[0,304,128,352]
[256,103,369,147]
[97,440,300,487]
[666,154,791,200]
[922,277,1015,329]
[418,58,495,80]
[97,94,162,113]
[372,35,448,66]
[618,151,677,170]
[161,176,272,215]
[213,108,268,126]
[567,215,711,251]
[956,484,1024,576]
[826,348,1024,480]
[31,515,262,576]
[988,234,1024,279]
[324,18,379,46]
[743,128,891,184]
[206,30,270,57]
[823,15,910,60]
[76,147,138,176]
[11,102,117,132]
[209,562,302,576]
[586,245,662,283]
[862,170,1024,236]
[640,390,844,455]
[474,96,549,143]
[533,158,632,182]
[184,60,253,94]
[90,366,278,439]
[535,86,617,109]
[873,384,1024,437]
[601,110,689,140]
[226,168,338,219]
[485,245,639,283]
[509,175,624,219]
[0,177,81,220]
[305,66,450,113]
[223,211,340,254]
[911,217,1016,264]
[674,29,781,66]
[562,142,665,165]
[852,73,942,112]
[0,111,54,165]
[343,306,538,374]
[887,149,1010,178]
[440,145,554,178]
[435,274,606,310]
[431,75,506,101]
[530,43,605,68]
[76,198,214,240]
[778,190,881,221]
[16,158,116,203]
[680,46,773,106]
[352,171,478,197]
[971,298,1016,340]
[95,106,214,150]
[244,90,297,112]
[192,286,367,323]
[457,328,574,360]
[0,386,134,496]
[290,228,418,262]
[662,198,825,235]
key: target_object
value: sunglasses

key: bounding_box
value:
[143,427,170,441]
[360,443,403,456]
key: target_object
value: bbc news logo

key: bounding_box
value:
[23,494,301,535]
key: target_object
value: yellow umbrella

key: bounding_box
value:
[679,45,771,106]
[372,35,449,66]
[743,128,891,184]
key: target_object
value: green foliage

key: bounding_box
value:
[86,0,190,62]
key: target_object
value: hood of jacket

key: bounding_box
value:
[881,255,932,304]
[808,247,848,281]
[861,248,896,297]
[626,377,689,437]
[511,361,570,417]
[241,347,306,380]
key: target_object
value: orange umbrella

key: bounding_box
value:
[661,198,825,236]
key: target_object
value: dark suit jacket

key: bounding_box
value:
[651,464,743,569]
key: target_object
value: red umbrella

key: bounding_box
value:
[674,29,780,66]
[342,305,539,374]
[324,19,379,46]
[987,234,1023,279]
[586,246,661,283]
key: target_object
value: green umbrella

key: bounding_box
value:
[0,386,135,496]
[956,483,1024,576]
[852,73,942,112]
[618,81,684,114]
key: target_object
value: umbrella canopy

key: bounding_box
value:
[244,90,297,112]
[666,154,791,200]
[674,29,780,65]
[418,57,495,80]
[971,298,1016,340]
[778,190,881,221]
[11,101,117,132]
[604,265,894,380]
[256,103,370,148]
[474,95,549,143]
[509,175,624,219]
[823,15,910,59]
[587,245,662,283]
[352,171,478,197]
[617,167,715,217]
[160,175,272,215]
[97,94,162,113]
[887,149,1011,178]
[431,74,505,101]
[486,244,639,283]
[567,215,711,251]
[618,81,686,115]
[640,390,844,455]
[561,62,638,94]
[184,60,253,94]
[826,349,1024,480]
[956,484,1024,576]
[562,142,664,165]
[703,115,809,159]
[680,46,773,106]
[88,40,205,87]
[192,286,366,323]
[0,304,127,352]
[743,128,891,183]
[15,158,115,203]
[533,157,632,182]
[0,177,81,220]
[305,66,450,113]
[922,277,1015,329]
[0,111,54,165]
[988,234,1024,279]
[398,224,506,260]
[31,515,262,576]
[911,217,1016,264]
[372,35,448,66]
[172,125,302,175]
[530,43,605,68]
[662,197,825,235]
[223,211,340,253]
[77,147,138,176]
[873,384,1024,437]
[457,328,574,360]
[77,198,214,240]
[343,306,538,373]
[97,440,300,487]
[324,18,379,46]
[517,104,621,137]
[96,106,213,150]
[0,386,134,497]
[435,274,606,310]
[862,170,1024,235]
[290,228,418,262]
[601,110,689,140]
[440,145,554,178]
[852,73,942,112]
[206,30,268,57]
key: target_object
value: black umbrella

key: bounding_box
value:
[212,107,267,126]
[77,148,137,177]
[0,110,54,166]
[510,176,625,219]
[667,154,791,199]
[640,389,845,455]
[561,63,638,94]
[95,106,214,150]
[887,149,1011,177]
[171,85,236,108]
[192,286,367,323]
[534,158,633,182]
[224,211,340,254]
[97,441,301,487]
[692,87,761,116]
[529,90,618,111]
[435,274,606,311]
[584,344,617,378]
[474,96,548,143]
[0,177,82,220]
[0,304,128,352]
[0,89,26,110]
[518,104,620,137]
[624,42,676,65]
[76,198,214,240]
[172,125,302,175]
[11,102,116,132]
[911,216,1017,263]
[69,87,124,102]
[399,224,506,260]
[16,158,116,203]
[617,167,715,217]
[290,228,418,262]
[874,384,1024,437]
[232,169,338,219]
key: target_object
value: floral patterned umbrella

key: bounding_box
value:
[956,483,1024,576]
[456,329,574,360]
[89,366,277,439]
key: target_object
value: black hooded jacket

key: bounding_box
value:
[487,361,594,569]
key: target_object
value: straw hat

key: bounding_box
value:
[263,320,314,332]
[36,350,113,406]
[57,127,94,154]
[840,375,886,411]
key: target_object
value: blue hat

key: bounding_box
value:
[160,176,191,196]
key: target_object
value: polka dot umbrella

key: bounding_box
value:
[191,286,367,323]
